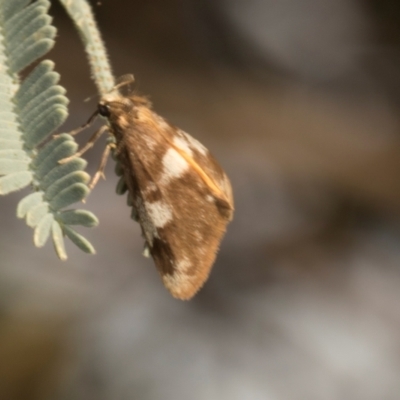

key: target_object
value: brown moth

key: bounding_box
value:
[69,76,234,300]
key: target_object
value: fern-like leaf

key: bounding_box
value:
[0,0,98,259]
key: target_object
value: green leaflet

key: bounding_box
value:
[40,158,87,189]
[0,111,18,123]
[49,183,90,210]
[0,159,29,174]
[0,149,30,161]
[34,212,53,247]
[32,133,73,169]
[21,85,66,118]
[131,206,139,222]
[0,171,32,195]
[116,175,128,195]
[115,161,124,176]
[23,105,69,149]
[5,2,51,48]
[63,225,96,254]
[2,0,31,21]
[26,201,49,228]
[21,94,69,127]
[52,219,67,260]
[0,130,22,140]
[10,33,56,74]
[35,140,78,178]
[127,192,133,206]
[8,14,52,49]
[57,209,99,227]
[0,0,98,259]
[45,171,90,201]
[15,62,57,109]
[0,139,23,150]
[17,191,43,218]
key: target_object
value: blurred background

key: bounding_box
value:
[2,0,400,398]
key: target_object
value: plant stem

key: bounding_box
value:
[57,0,115,94]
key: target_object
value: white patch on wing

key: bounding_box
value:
[162,272,195,299]
[160,148,189,183]
[142,245,151,258]
[176,257,192,273]
[145,200,173,228]
[173,135,193,157]
[144,182,157,195]
[182,131,208,156]
[206,195,214,202]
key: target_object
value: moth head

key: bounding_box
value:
[97,74,136,118]
[98,102,111,117]
[98,93,133,119]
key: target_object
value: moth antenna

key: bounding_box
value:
[112,74,135,93]
[84,93,98,103]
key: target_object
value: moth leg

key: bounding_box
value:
[113,138,125,156]
[69,110,99,136]
[53,110,99,139]
[89,141,116,190]
[59,125,108,164]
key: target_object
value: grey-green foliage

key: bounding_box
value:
[0,0,98,260]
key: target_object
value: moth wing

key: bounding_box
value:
[153,165,232,300]
[123,112,233,299]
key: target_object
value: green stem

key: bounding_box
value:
[57,0,115,94]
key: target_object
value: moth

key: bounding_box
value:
[66,75,234,300]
